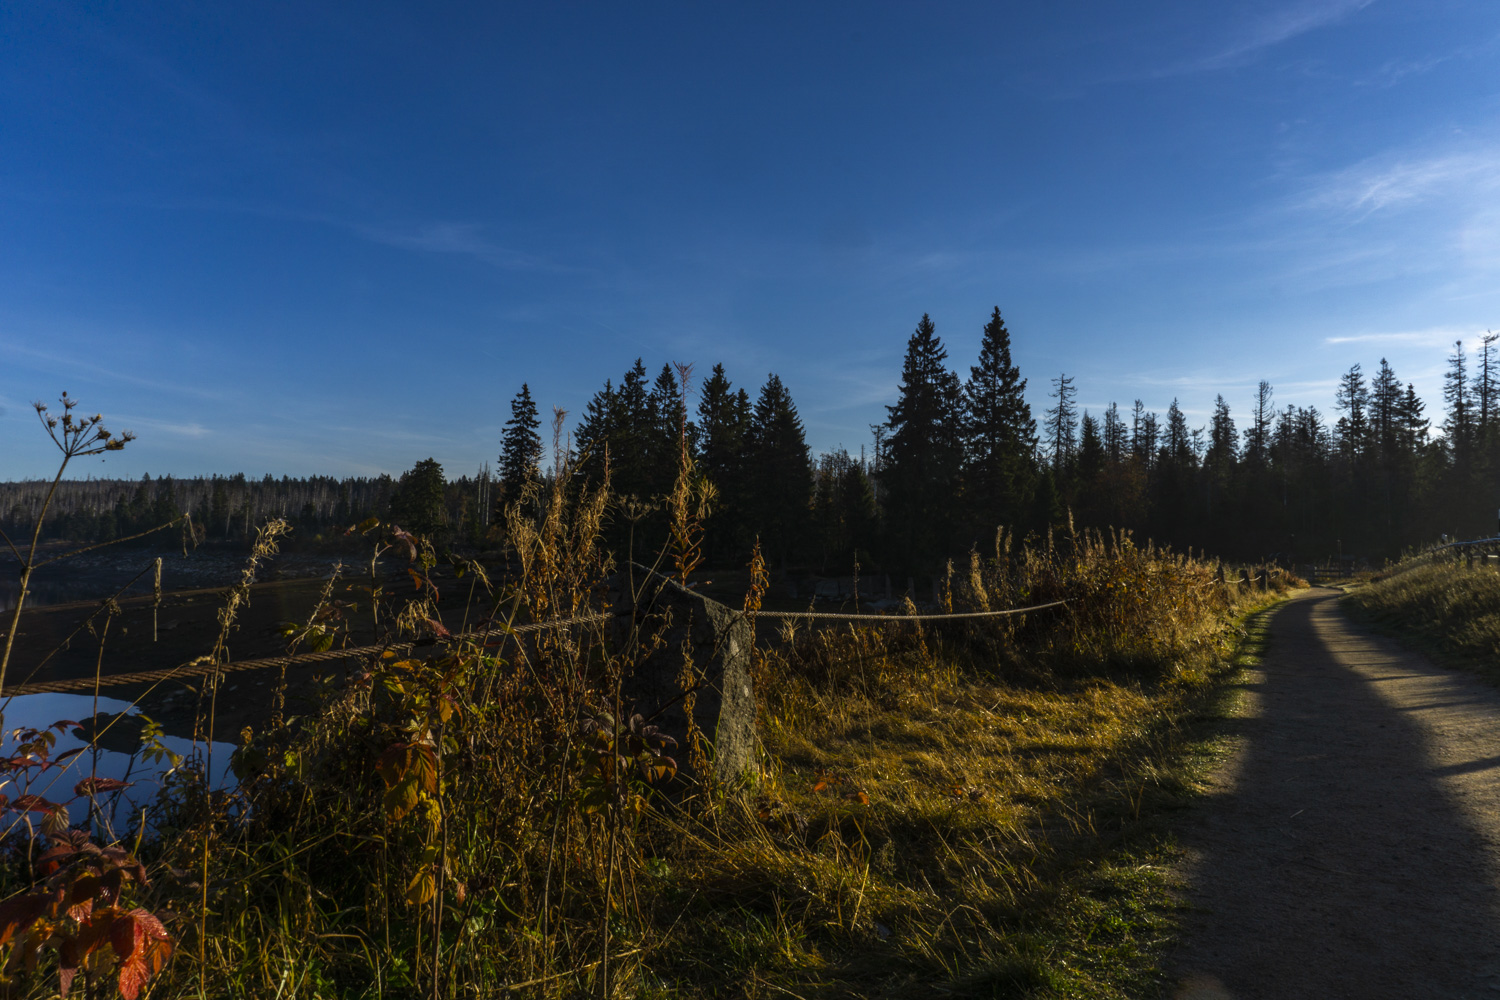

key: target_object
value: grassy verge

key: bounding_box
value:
[0,434,1302,1000]
[1343,559,1500,685]
[634,589,1291,998]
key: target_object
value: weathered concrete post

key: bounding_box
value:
[615,565,757,784]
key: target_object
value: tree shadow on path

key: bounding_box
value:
[1169,589,1500,1000]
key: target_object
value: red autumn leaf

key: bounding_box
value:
[110,908,172,1000]
[74,777,133,797]
[424,618,452,639]
[0,894,48,949]
[59,908,115,997]
[8,795,56,813]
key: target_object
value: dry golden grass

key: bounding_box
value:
[624,543,1293,999]
[1347,556,1500,682]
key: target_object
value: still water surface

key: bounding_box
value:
[0,691,235,839]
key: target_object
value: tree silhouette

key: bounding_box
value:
[883,314,964,570]
[498,383,543,509]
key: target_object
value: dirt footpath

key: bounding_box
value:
[1169,587,1500,1000]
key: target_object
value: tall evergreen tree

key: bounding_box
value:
[613,359,653,497]
[1163,400,1193,468]
[1043,373,1078,473]
[1244,382,1275,466]
[883,314,965,569]
[498,383,543,507]
[1074,411,1106,523]
[1370,359,1403,461]
[575,378,618,487]
[961,307,1036,537]
[391,458,448,537]
[1479,332,1499,440]
[1334,364,1369,461]
[747,374,812,566]
[1133,406,1159,469]
[1444,340,1473,465]
[696,364,754,561]
[1103,403,1127,466]
[646,363,685,494]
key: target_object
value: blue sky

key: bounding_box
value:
[3,1,1498,479]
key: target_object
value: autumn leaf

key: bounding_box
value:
[405,868,437,907]
[0,895,48,949]
[74,777,132,797]
[108,907,172,1000]
[8,795,57,812]
[379,742,438,823]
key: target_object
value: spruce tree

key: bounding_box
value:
[1103,403,1127,466]
[391,458,447,537]
[1163,399,1193,469]
[883,314,964,570]
[746,374,811,566]
[498,383,543,507]
[961,307,1036,538]
[1043,374,1078,473]
[1244,382,1274,467]
[614,360,653,497]
[1480,332,1499,440]
[1074,411,1105,523]
[696,364,753,560]
[575,378,618,486]
[1371,359,1402,461]
[647,363,686,495]
[1444,340,1473,466]
[1335,364,1369,461]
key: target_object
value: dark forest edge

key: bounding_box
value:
[4,310,1495,574]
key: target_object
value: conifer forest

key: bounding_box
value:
[4,309,1493,574]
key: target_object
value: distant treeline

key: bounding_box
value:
[0,469,497,551]
[5,309,1497,571]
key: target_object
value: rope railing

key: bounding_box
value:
[745,599,1069,622]
[5,612,614,697]
[10,593,1082,697]
[10,570,1262,698]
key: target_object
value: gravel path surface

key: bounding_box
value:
[1169,587,1500,1000]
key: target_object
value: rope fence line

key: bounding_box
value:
[7,593,1085,697]
[9,570,1282,698]
[745,600,1069,622]
[4,612,614,697]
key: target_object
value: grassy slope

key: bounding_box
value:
[642,597,1286,999]
[1344,561,1500,684]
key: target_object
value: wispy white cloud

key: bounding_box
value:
[0,337,223,400]
[113,415,212,439]
[1159,0,1375,76]
[1358,52,1454,87]
[1299,149,1500,220]
[353,221,550,270]
[1324,325,1492,348]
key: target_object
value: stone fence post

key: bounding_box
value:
[613,565,757,784]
